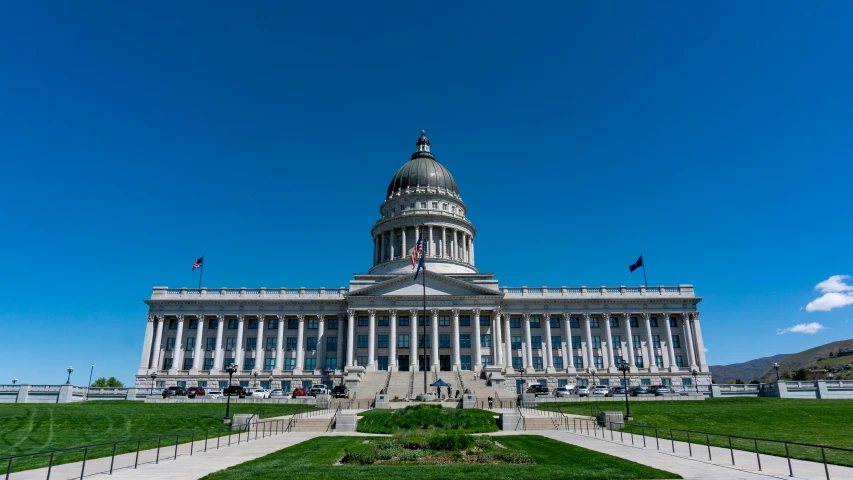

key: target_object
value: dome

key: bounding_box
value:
[386,132,459,198]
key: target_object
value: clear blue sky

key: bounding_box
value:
[2,2,852,385]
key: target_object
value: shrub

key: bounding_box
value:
[426,433,475,451]
[398,448,424,461]
[477,449,534,464]
[344,444,376,465]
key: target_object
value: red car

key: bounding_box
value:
[186,387,205,398]
[292,387,308,398]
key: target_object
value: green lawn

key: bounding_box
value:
[357,404,499,433]
[202,435,681,479]
[539,397,853,465]
[0,401,310,473]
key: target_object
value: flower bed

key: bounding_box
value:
[342,433,533,465]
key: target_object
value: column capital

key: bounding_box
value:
[542,311,549,320]
[276,314,284,321]
[257,314,265,320]
[389,310,397,318]
[640,312,650,321]
[622,312,631,319]
[176,314,185,321]
[522,313,530,321]
[580,313,590,321]
[236,314,244,321]
[295,314,304,322]
[216,314,225,321]
[367,309,376,318]
[600,312,610,319]
[502,312,512,321]
[430,309,439,317]
[562,312,571,321]
[409,309,419,319]
[688,312,698,320]
[347,309,356,318]
[661,311,669,320]
[316,314,324,320]
[451,308,460,317]
[147,314,156,323]
[472,308,481,317]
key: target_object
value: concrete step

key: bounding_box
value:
[288,418,333,432]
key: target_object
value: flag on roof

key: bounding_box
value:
[192,256,204,271]
[629,255,643,273]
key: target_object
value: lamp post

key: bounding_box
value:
[149,371,158,396]
[618,361,632,420]
[66,366,74,385]
[85,364,94,401]
[268,374,274,390]
[253,370,259,388]
[773,362,780,382]
[589,367,597,388]
[224,363,238,423]
[691,369,699,393]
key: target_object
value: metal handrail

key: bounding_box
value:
[326,404,342,432]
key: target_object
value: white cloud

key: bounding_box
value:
[805,275,853,312]
[777,322,828,335]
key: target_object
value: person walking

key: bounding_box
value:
[488,395,493,409]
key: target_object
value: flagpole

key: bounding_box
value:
[198,255,204,289]
[421,224,428,396]
[641,254,647,287]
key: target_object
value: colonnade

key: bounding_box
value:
[373,224,474,265]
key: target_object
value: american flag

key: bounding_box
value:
[410,234,423,270]
[192,256,204,271]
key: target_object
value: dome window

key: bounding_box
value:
[432,202,438,209]
[420,201,427,208]
[442,203,448,211]
[410,202,415,209]
[400,205,405,211]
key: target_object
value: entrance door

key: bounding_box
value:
[440,355,451,371]
[418,355,430,371]
[399,355,410,371]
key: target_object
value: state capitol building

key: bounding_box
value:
[137,132,710,395]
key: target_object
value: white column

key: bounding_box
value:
[623,314,637,373]
[440,226,446,258]
[492,310,503,366]
[275,315,285,374]
[543,313,555,373]
[562,314,575,373]
[431,309,439,370]
[642,313,658,372]
[402,227,407,258]
[470,238,475,265]
[294,315,305,374]
[316,315,325,373]
[389,229,396,260]
[602,312,616,372]
[213,315,224,373]
[451,309,461,371]
[428,225,434,257]
[522,314,533,372]
[367,309,376,371]
[389,310,397,371]
[373,236,378,265]
[256,316,265,370]
[151,315,165,371]
[582,314,594,372]
[452,229,458,259]
[139,315,155,373]
[171,315,185,374]
[409,309,418,371]
[346,310,355,368]
[336,314,345,372]
[682,313,698,369]
[503,313,513,372]
[192,315,205,373]
[691,313,709,372]
[235,315,245,372]
[472,308,482,371]
[663,312,678,371]
[379,232,385,262]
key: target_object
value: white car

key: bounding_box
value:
[592,385,609,396]
[576,386,590,397]
[207,390,223,399]
[308,385,329,396]
[250,389,270,398]
[555,386,573,398]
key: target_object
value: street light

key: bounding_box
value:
[773,362,780,382]
[66,366,74,385]
[85,364,94,401]
[224,363,238,423]
[691,369,699,394]
[589,367,597,387]
[268,374,274,390]
[253,370,259,388]
[149,371,158,396]
[618,361,632,421]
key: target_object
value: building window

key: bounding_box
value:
[439,316,450,326]
[307,318,318,329]
[326,358,337,370]
[512,357,523,369]
[461,355,471,370]
[378,316,389,327]
[288,319,298,329]
[356,356,367,366]
[511,336,522,349]
[611,335,621,348]
[208,319,217,329]
[186,337,195,351]
[432,202,438,209]
[168,319,177,329]
[266,337,277,350]
[357,335,368,348]
[358,316,368,327]
[182,358,193,370]
[420,201,427,208]
[570,317,580,328]
[399,316,409,326]
[551,336,561,349]
[571,336,581,349]
[400,204,405,211]
[682,377,692,386]
[635,356,644,368]
[410,202,416,209]
[655,355,664,367]
[398,335,410,348]
[670,317,678,327]
[662,378,672,386]
[267,319,279,329]
[264,358,275,370]
[610,317,619,328]
[442,203,448,210]
[248,319,258,330]
[206,338,216,351]
[224,358,236,368]
[592,336,601,349]
[652,335,660,348]
[480,315,491,326]
[378,335,389,348]
[510,317,521,328]
[531,336,542,349]
[326,337,337,351]
[418,316,430,326]
[574,357,584,369]
[593,356,603,368]
[286,337,297,351]
[377,356,388,370]
[228,319,239,329]
[306,337,317,351]
[226,337,238,351]
[439,334,451,348]
[672,335,681,348]
[304,358,316,371]
[650,317,658,327]
[203,358,214,370]
[577,379,588,387]
[550,317,560,328]
[590,317,600,328]
[630,317,639,328]
[632,335,641,348]
[243,358,255,370]
[451,206,456,214]
[246,338,256,351]
[418,334,430,348]
[327,318,338,329]
[459,316,470,326]
[675,355,684,367]
[481,355,492,366]
[481,334,491,348]
[460,334,471,348]
[614,355,623,366]
[188,319,198,330]
[641,378,651,386]
[532,357,543,369]
[530,317,541,328]
[280,380,291,392]
[553,357,564,369]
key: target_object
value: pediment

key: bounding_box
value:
[347,271,501,298]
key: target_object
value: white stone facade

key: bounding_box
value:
[136,133,709,392]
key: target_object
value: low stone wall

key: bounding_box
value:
[537,393,705,403]
[710,380,853,399]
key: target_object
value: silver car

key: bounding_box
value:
[576,386,590,397]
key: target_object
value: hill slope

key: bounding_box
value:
[753,338,853,382]
[710,354,789,383]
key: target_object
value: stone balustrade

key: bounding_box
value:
[501,285,694,298]
[152,287,349,298]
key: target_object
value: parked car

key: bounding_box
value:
[162,386,186,398]
[630,386,651,396]
[609,386,629,396]
[291,387,308,398]
[526,384,551,396]
[250,389,270,398]
[650,385,671,396]
[576,386,590,397]
[308,385,329,396]
[591,385,609,396]
[269,389,286,398]
[555,386,573,398]
[224,386,247,398]
[331,385,349,399]
[207,390,223,399]
[186,387,205,398]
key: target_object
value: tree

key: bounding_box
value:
[749,379,760,384]
[91,377,124,388]
[792,368,809,381]
[734,379,744,384]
